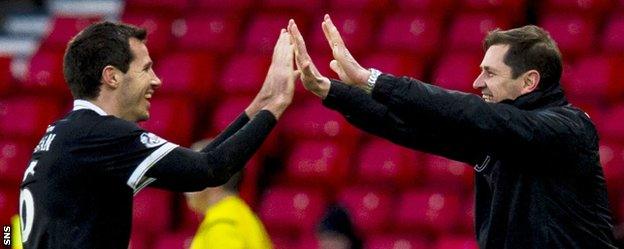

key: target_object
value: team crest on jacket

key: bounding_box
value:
[140,132,166,148]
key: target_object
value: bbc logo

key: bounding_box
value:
[2,225,10,246]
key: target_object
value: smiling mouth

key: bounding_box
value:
[481,94,493,102]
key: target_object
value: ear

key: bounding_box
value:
[520,69,540,94]
[101,65,122,89]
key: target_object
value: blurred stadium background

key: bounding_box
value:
[0,0,623,248]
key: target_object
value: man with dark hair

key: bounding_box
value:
[19,21,298,248]
[289,15,617,248]
[185,139,272,249]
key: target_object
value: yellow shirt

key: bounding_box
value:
[11,215,22,249]
[190,196,272,249]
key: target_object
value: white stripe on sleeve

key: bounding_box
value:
[127,142,178,194]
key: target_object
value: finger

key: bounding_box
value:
[288,19,310,60]
[322,14,347,50]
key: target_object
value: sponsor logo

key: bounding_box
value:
[140,133,166,148]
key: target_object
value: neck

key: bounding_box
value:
[207,190,234,207]
[90,92,129,121]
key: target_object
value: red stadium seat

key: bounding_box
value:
[600,104,624,141]
[192,0,253,14]
[0,187,18,226]
[599,142,624,190]
[280,100,361,143]
[210,97,250,133]
[424,155,474,194]
[25,51,66,92]
[355,138,423,188]
[309,13,374,55]
[540,14,597,59]
[432,52,481,93]
[564,55,624,103]
[208,97,279,156]
[128,230,151,249]
[338,186,393,234]
[285,140,351,189]
[154,52,217,98]
[121,14,172,59]
[261,0,321,14]
[395,189,462,234]
[243,14,301,54]
[433,235,479,249]
[377,14,443,56]
[364,234,429,249]
[0,96,64,139]
[139,96,196,146]
[0,56,11,95]
[460,196,476,234]
[132,188,172,234]
[361,52,426,79]
[259,187,326,235]
[173,15,243,54]
[541,0,613,17]
[219,53,270,95]
[602,15,624,54]
[124,0,190,17]
[152,232,194,249]
[459,0,526,23]
[328,0,390,12]
[395,0,456,17]
[40,16,101,52]
[448,13,511,52]
[0,139,33,185]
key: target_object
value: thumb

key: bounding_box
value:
[330,59,350,83]
[302,62,315,79]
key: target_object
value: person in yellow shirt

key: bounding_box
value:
[186,140,272,249]
[11,214,22,249]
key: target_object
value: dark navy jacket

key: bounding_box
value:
[323,74,617,249]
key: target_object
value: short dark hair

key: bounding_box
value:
[63,21,147,99]
[484,25,562,89]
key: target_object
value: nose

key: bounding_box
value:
[473,72,485,90]
[151,74,162,89]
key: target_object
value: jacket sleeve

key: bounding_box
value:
[371,74,590,164]
[202,112,249,151]
[145,110,277,192]
[323,79,482,165]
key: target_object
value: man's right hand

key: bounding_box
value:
[246,29,299,119]
[288,19,331,99]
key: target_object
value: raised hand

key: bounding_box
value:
[287,19,331,99]
[246,29,299,119]
[321,14,370,87]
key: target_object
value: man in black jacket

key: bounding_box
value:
[287,15,617,248]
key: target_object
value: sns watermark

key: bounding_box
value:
[2,225,10,247]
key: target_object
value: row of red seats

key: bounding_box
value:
[129,229,478,249]
[35,11,624,61]
[121,0,624,17]
[2,92,624,145]
[4,47,624,107]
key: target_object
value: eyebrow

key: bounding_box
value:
[481,66,499,74]
[142,61,153,71]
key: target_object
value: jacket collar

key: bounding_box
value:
[500,82,569,110]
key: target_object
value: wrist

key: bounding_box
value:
[262,101,288,119]
[358,68,381,94]
[314,77,331,99]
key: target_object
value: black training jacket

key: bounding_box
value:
[322,74,617,249]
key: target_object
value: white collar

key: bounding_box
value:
[72,99,108,116]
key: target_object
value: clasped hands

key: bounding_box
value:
[246,14,371,118]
